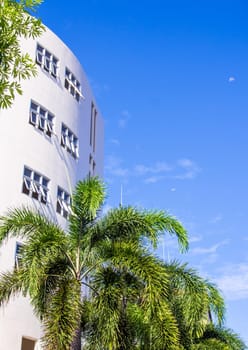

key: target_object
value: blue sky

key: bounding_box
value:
[37,0,248,343]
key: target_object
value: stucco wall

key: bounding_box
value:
[0,25,104,349]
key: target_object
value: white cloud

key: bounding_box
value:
[112,168,129,177]
[209,214,223,224]
[170,187,176,192]
[118,110,130,129]
[188,235,202,243]
[178,159,194,168]
[191,239,229,255]
[135,161,172,176]
[118,119,127,128]
[144,176,165,184]
[105,157,201,183]
[132,158,200,181]
[228,76,236,83]
[201,253,219,264]
[174,158,201,180]
[105,155,129,177]
[215,263,248,300]
[134,165,149,175]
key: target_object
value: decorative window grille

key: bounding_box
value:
[15,242,23,268]
[61,123,79,159]
[29,101,55,137]
[64,68,82,101]
[56,187,72,219]
[36,44,59,78]
[22,166,49,204]
[89,154,96,177]
[90,102,97,152]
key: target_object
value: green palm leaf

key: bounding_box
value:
[0,177,245,350]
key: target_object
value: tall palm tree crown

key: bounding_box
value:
[0,177,189,350]
[0,177,245,350]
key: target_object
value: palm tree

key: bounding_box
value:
[191,324,247,350]
[83,259,226,350]
[0,177,188,350]
[165,260,225,349]
[82,257,179,350]
[165,261,247,350]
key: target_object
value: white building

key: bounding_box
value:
[0,25,104,350]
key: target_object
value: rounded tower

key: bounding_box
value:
[0,25,104,350]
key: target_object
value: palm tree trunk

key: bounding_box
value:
[71,280,82,350]
[70,323,81,350]
[71,258,83,350]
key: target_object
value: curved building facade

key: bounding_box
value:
[0,26,104,350]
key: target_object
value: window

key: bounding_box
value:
[36,44,59,78]
[15,242,23,268]
[93,160,96,174]
[22,166,49,204]
[56,186,72,219]
[90,102,97,152]
[61,123,79,158]
[29,101,55,137]
[89,154,96,177]
[21,337,36,350]
[64,68,82,101]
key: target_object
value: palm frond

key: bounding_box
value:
[143,210,188,252]
[70,176,105,222]
[90,206,188,252]
[68,177,106,253]
[200,324,247,350]
[109,244,180,349]
[191,338,230,350]
[29,256,71,317]
[206,283,225,326]
[0,207,64,244]
[0,269,27,307]
[165,260,225,340]
[42,278,82,350]
[2,177,241,350]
